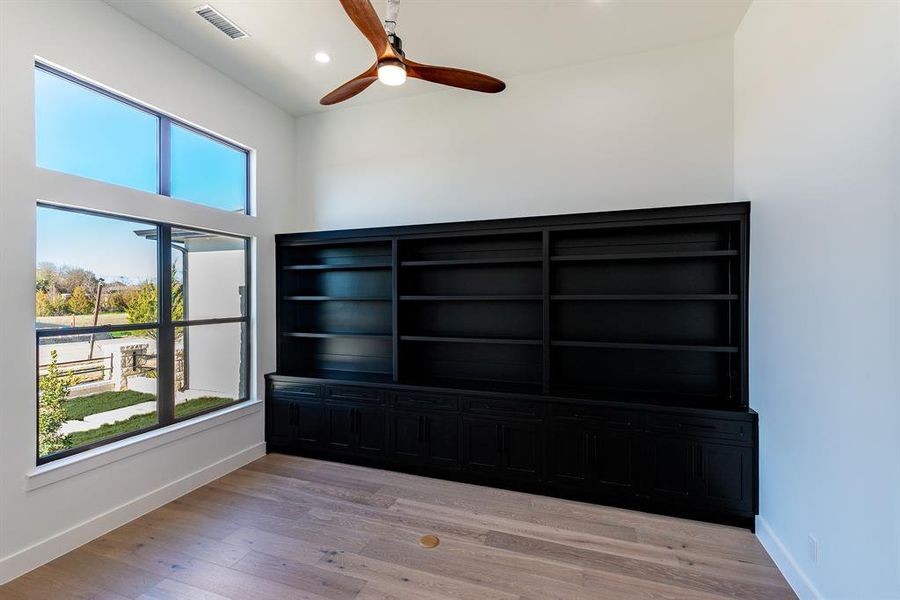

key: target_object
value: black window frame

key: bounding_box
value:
[35,204,252,464]
[35,62,252,216]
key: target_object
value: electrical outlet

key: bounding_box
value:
[807,534,819,564]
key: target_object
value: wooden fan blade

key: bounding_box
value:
[320,63,378,105]
[405,60,506,94]
[339,0,390,58]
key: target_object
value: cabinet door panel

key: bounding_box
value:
[267,397,296,443]
[503,422,541,480]
[697,443,753,512]
[643,436,693,501]
[425,414,459,467]
[325,404,354,450]
[547,423,590,486]
[356,406,386,454]
[391,412,423,461]
[295,401,324,445]
[462,418,502,472]
[593,429,638,493]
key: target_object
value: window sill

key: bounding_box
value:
[25,399,263,491]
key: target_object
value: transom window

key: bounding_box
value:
[35,63,250,214]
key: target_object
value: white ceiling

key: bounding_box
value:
[106,0,750,116]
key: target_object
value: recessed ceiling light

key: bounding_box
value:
[314,52,331,64]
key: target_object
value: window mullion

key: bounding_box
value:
[157,224,175,425]
[159,115,172,197]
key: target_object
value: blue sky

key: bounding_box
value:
[36,207,158,283]
[35,68,246,281]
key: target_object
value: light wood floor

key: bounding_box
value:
[0,454,794,599]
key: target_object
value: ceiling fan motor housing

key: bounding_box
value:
[388,34,404,56]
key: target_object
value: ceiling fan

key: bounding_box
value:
[321,0,506,105]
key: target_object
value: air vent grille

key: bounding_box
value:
[194,5,249,39]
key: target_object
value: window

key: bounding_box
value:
[34,63,250,214]
[171,125,248,212]
[36,205,250,463]
[35,68,158,193]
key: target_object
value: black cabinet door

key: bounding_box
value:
[355,406,386,455]
[390,411,423,462]
[424,413,459,468]
[324,404,354,451]
[462,417,502,472]
[295,401,324,446]
[325,402,385,456]
[462,417,540,481]
[502,421,541,480]
[269,397,324,447]
[591,428,639,496]
[267,396,296,443]
[694,442,753,513]
[642,436,694,503]
[546,423,590,487]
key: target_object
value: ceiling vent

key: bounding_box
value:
[194,5,249,39]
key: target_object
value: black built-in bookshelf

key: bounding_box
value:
[269,203,757,528]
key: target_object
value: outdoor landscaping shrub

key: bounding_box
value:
[38,350,74,455]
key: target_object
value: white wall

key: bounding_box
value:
[0,0,295,583]
[295,36,735,230]
[734,2,900,598]
[183,244,246,398]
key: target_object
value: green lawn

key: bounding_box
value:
[64,390,154,421]
[66,396,235,448]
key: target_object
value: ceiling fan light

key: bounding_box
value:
[378,60,407,86]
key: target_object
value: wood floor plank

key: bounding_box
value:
[485,530,793,599]
[316,550,520,600]
[390,496,639,545]
[530,495,776,567]
[0,562,133,600]
[222,526,356,565]
[136,579,233,600]
[137,504,243,541]
[358,535,592,599]
[180,484,312,520]
[107,519,251,567]
[216,467,397,509]
[0,455,793,600]
[39,546,163,598]
[230,551,366,600]
[390,497,787,589]
[82,532,324,600]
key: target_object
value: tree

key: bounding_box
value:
[35,291,51,317]
[125,282,157,337]
[124,269,183,338]
[56,267,98,296]
[36,262,57,294]
[35,274,51,294]
[36,291,69,316]
[38,350,73,456]
[67,286,94,315]
[106,290,129,312]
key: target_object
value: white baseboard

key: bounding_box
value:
[756,515,823,599]
[0,442,266,585]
